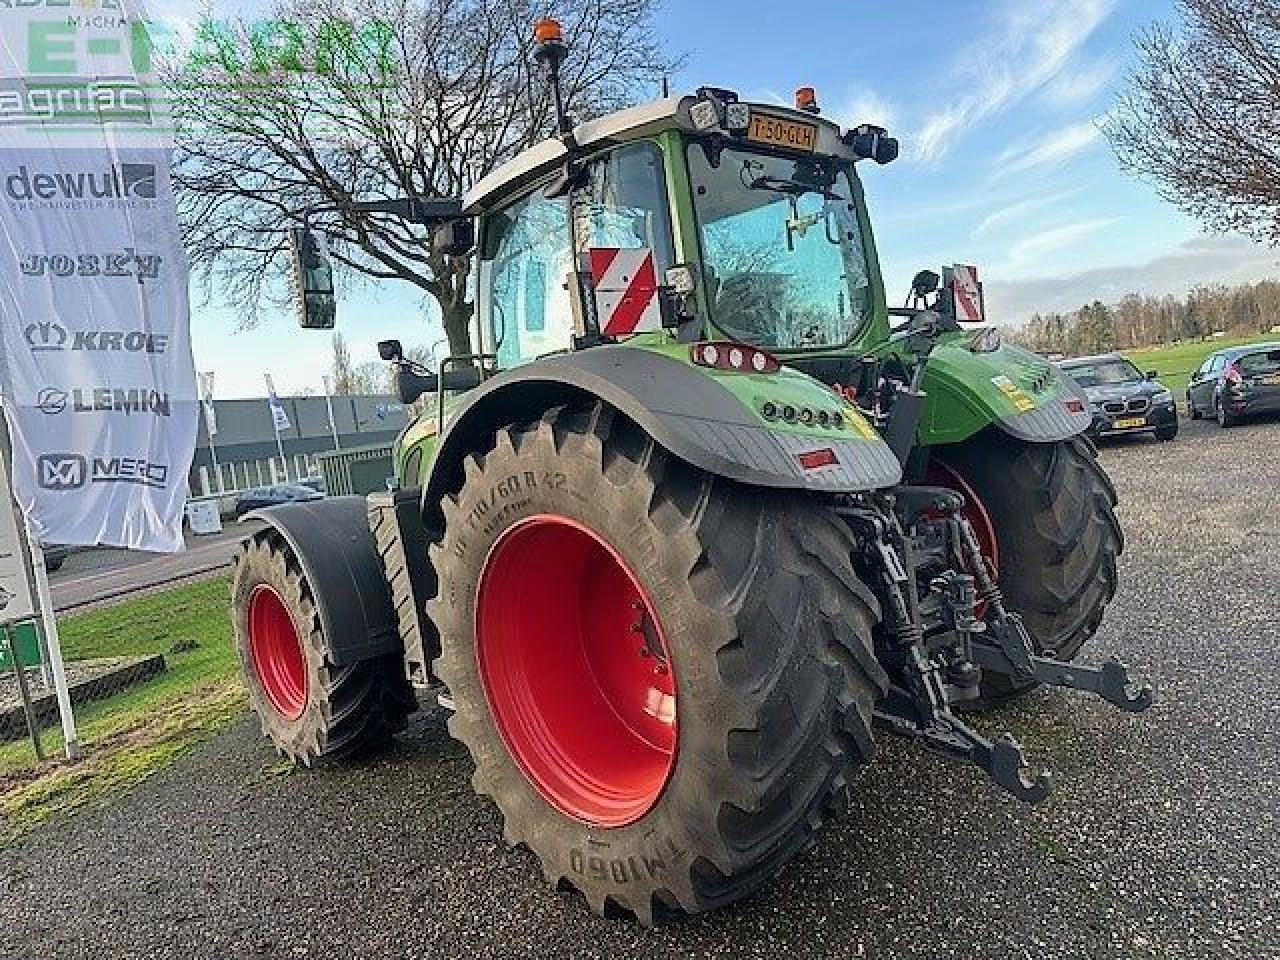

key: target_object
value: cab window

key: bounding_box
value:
[574,141,675,273]
[485,190,573,369]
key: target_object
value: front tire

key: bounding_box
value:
[232,530,416,764]
[1216,396,1241,428]
[1155,424,1178,442]
[429,404,886,922]
[929,433,1123,702]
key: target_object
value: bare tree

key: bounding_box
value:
[1104,0,1280,244]
[330,331,357,394]
[171,0,676,357]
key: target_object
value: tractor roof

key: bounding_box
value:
[461,93,857,213]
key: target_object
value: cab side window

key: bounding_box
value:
[1208,354,1226,376]
[574,142,675,274]
[486,190,572,369]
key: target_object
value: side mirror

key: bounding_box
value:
[1146,369,1159,380]
[378,339,404,361]
[289,226,337,329]
[432,219,475,257]
[393,366,483,405]
[911,269,940,298]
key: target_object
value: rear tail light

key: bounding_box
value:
[1224,362,1244,384]
[691,341,781,374]
[1064,397,1086,414]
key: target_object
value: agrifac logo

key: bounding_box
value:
[2,163,157,210]
[36,386,171,417]
[37,453,169,491]
[24,322,169,354]
[19,249,163,285]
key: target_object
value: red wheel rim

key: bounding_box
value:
[925,458,1000,588]
[248,584,309,721]
[475,515,678,828]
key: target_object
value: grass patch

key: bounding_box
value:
[0,577,245,841]
[1125,332,1280,395]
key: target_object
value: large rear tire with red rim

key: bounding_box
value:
[232,529,416,764]
[928,432,1123,703]
[428,404,886,922]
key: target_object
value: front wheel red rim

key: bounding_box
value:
[247,584,309,721]
[475,515,678,828]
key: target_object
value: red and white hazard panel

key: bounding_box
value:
[951,264,984,325]
[585,247,662,337]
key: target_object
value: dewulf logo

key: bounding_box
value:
[3,163,157,209]
[36,386,172,418]
[19,249,163,285]
[24,322,169,354]
[37,453,169,491]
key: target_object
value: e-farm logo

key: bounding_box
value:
[2,162,156,210]
[37,453,169,492]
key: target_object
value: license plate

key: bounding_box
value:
[1113,417,1147,429]
[1263,372,1280,385]
[746,113,817,152]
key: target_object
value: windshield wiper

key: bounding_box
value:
[745,174,839,199]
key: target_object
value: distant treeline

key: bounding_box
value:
[1009,280,1280,355]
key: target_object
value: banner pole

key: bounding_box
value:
[27,537,78,760]
[265,374,290,483]
[322,375,341,451]
[199,373,224,495]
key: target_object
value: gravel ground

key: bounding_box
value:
[2,416,1277,960]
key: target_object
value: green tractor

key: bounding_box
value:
[231,21,1149,922]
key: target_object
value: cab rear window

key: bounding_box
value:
[1237,349,1280,374]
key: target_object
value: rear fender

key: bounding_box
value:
[243,497,402,666]
[420,345,904,516]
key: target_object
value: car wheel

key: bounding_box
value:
[1186,394,1200,420]
[1215,397,1240,428]
[1155,424,1177,442]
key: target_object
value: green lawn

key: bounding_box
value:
[0,577,245,841]
[1124,332,1280,396]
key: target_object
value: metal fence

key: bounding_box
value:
[315,443,396,496]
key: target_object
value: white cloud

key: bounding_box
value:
[1005,217,1118,265]
[997,120,1101,176]
[972,187,1084,239]
[833,87,895,131]
[1039,60,1118,109]
[908,0,1115,163]
[985,234,1280,325]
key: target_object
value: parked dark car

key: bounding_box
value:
[234,484,324,520]
[42,543,71,572]
[1186,342,1280,428]
[1056,353,1178,441]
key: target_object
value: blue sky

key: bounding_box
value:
[170,0,1280,397]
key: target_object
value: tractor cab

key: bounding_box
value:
[461,83,899,371]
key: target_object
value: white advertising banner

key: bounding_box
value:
[0,424,36,625]
[0,1,196,553]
